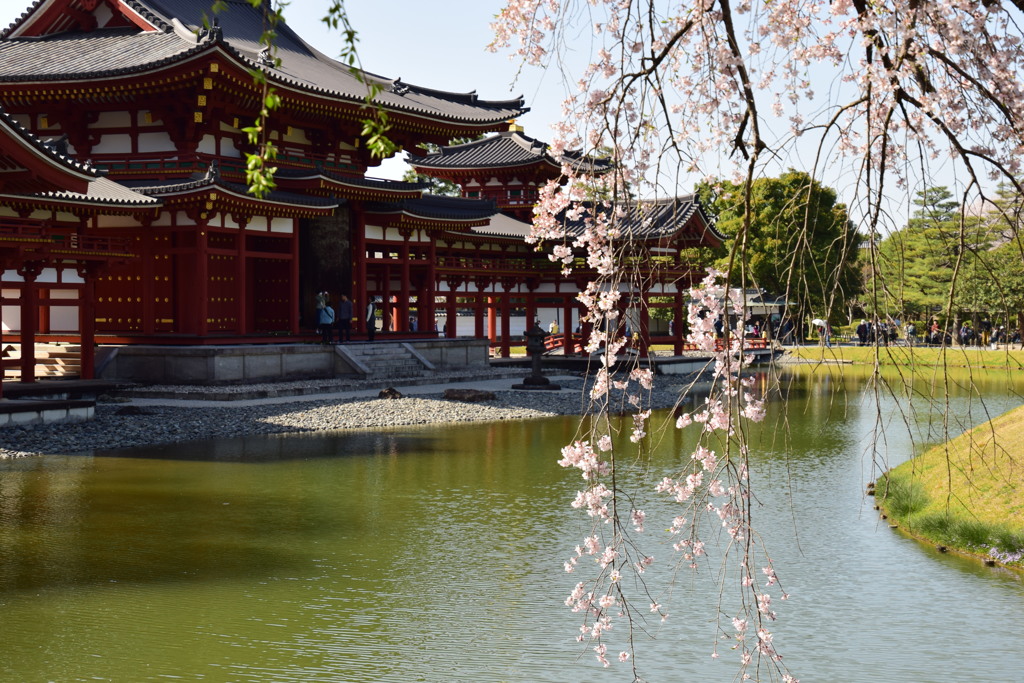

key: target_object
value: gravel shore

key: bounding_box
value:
[1,372,701,459]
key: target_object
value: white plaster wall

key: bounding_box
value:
[137,131,176,153]
[36,268,59,284]
[91,134,132,154]
[49,304,79,332]
[270,217,292,234]
[2,305,20,332]
[283,127,310,144]
[198,134,217,155]
[220,136,241,158]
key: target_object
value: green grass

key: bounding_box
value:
[787,344,1024,369]
[876,405,1024,567]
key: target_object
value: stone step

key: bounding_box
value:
[1,344,81,380]
[340,343,427,379]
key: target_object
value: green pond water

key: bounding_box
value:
[1,367,1023,682]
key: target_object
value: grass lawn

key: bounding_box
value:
[876,404,1024,567]
[786,344,1024,369]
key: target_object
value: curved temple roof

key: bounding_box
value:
[0,0,528,126]
[460,194,725,247]
[407,131,613,174]
[0,105,157,208]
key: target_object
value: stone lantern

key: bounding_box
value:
[512,323,561,391]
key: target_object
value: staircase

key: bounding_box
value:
[2,343,82,380]
[338,342,432,379]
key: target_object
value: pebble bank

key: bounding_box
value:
[1,372,702,459]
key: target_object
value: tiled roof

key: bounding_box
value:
[468,212,534,239]
[0,105,95,177]
[560,195,724,243]
[125,175,340,209]
[365,195,498,222]
[0,1,528,125]
[274,168,425,194]
[30,176,160,206]
[0,28,205,81]
[0,104,157,207]
[406,131,613,173]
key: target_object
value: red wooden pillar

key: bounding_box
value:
[673,289,685,355]
[38,286,50,334]
[230,228,245,334]
[487,295,497,344]
[400,232,411,332]
[18,263,42,383]
[562,296,574,355]
[425,237,437,333]
[639,289,651,358]
[351,206,368,335]
[446,280,458,338]
[499,290,511,358]
[78,264,97,379]
[289,226,300,335]
[474,289,485,339]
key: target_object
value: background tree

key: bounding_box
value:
[872,186,1015,325]
[954,184,1024,331]
[872,186,961,321]
[703,170,863,325]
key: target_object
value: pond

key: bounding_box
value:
[1,366,1022,682]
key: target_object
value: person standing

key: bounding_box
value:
[318,298,335,344]
[365,298,378,342]
[336,294,353,343]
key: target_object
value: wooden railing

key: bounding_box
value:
[0,219,134,257]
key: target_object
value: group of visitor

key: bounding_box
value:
[852,316,1023,348]
[855,319,899,346]
[315,292,365,344]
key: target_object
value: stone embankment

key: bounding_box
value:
[1,372,701,459]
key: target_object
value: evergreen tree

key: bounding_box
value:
[703,170,862,323]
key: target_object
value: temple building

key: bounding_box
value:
[406,129,723,356]
[0,0,723,387]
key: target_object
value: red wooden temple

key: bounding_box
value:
[0,0,724,386]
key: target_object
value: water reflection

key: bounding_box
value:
[0,368,1022,682]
